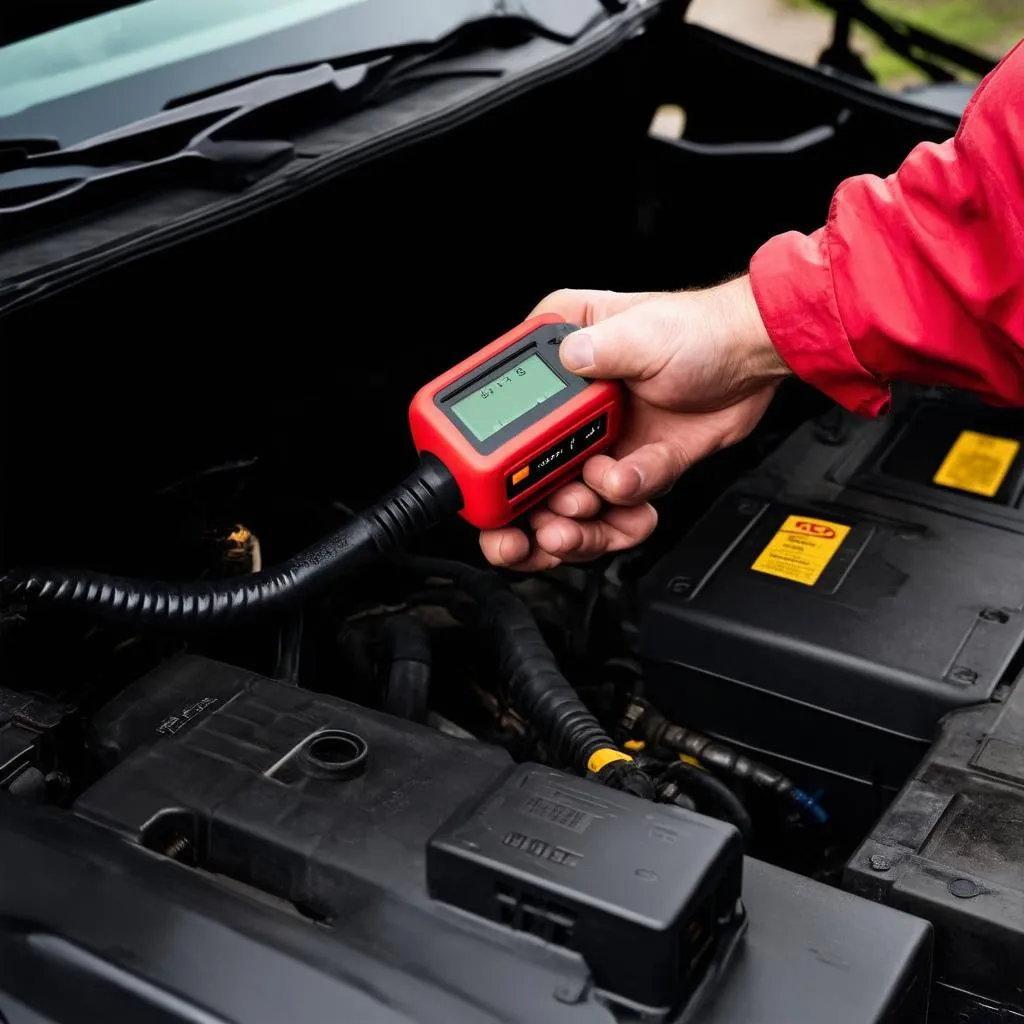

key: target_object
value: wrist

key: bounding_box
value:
[712,275,791,385]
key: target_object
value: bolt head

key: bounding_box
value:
[869,854,891,872]
[980,608,1009,624]
[668,576,692,595]
[949,878,981,899]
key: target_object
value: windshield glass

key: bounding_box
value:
[0,0,366,119]
[0,0,592,147]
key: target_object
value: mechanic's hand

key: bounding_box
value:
[479,276,790,571]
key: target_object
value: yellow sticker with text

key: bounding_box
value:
[932,430,1019,498]
[751,515,851,587]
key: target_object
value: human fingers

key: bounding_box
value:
[478,480,601,564]
[557,298,678,383]
[531,503,658,562]
[479,527,531,568]
[478,522,566,572]
[529,288,655,328]
[546,480,603,519]
[581,443,689,506]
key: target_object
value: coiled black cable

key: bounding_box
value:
[396,554,652,797]
[1,455,462,629]
[661,761,753,842]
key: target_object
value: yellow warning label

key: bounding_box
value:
[751,515,851,587]
[932,430,1019,498]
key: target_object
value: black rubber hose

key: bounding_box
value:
[662,761,753,842]
[395,554,652,796]
[637,701,828,823]
[381,614,432,724]
[274,610,304,685]
[646,707,793,795]
[1,455,461,629]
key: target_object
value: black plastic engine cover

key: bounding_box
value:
[77,654,513,911]
[80,656,747,1014]
[1,684,75,798]
[0,793,932,1024]
[63,655,933,1023]
[846,673,1024,1023]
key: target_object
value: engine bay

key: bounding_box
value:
[1,12,1023,1024]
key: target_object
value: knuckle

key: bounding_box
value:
[669,441,694,477]
[540,288,581,314]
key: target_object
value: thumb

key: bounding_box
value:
[559,303,668,382]
[530,287,655,326]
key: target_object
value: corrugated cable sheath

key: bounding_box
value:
[1,455,461,628]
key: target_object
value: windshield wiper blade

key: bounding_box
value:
[4,61,370,171]
[165,11,577,110]
[0,13,582,230]
[0,137,61,171]
[0,62,370,222]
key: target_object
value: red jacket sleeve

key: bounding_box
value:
[749,40,1024,417]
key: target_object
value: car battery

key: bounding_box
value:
[638,392,1024,791]
[830,390,1024,534]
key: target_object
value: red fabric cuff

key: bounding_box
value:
[749,230,891,417]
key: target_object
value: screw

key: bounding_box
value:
[951,666,978,684]
[622,701,645,729]
[553,981,584,1004]
[869,854,891,872]
[44,770,71,795]
[980,608,1009,623]
[163,835,191,860]
[668,576,692,595]
[948,878,981,899]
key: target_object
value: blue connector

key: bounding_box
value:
[790,787,829,824]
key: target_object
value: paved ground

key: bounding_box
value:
[686,0,834,65]
[649,0,835,137]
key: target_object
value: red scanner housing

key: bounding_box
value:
[409,315,622,530]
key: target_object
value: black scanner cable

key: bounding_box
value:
[1,456,653,796]
[1,454,461,628]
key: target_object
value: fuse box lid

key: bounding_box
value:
[428,763,745,1012]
